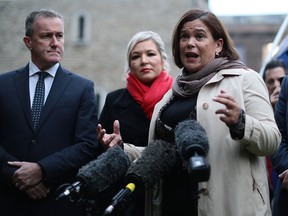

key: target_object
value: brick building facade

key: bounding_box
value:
[0,0,208,111]
[0,1,285,112]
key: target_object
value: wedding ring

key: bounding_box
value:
[226,109,229,114]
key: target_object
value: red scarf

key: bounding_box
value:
[127,70,173,119]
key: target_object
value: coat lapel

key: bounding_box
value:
[35,66,72,132]
[14,65,34,129]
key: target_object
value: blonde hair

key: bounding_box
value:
[124,31,170,78]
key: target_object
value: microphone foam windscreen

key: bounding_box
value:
[77,145,131,193]
[174,119,209,159]
[126,139,177,192]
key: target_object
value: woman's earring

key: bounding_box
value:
[215,52,219,56]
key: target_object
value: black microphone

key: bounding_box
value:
[174,119,210,182]
[126,139,177,192]
[103,139,177,215]
[56,145,131,200]
[56,181,82,200]
[103,182,135,215]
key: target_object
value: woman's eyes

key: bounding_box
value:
[131,52,156,60]
[131,55,140,60]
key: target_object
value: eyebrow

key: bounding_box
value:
[195,27,206,31]
[181,26,206,33]
[131,49,157,54]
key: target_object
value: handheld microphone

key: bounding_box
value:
[174,119,210,182]
[103,139,177,215]
[56,181,82,200]
[56,145,131,201]
[103,183,135,215]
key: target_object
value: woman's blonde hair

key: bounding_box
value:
[124,31,170,78]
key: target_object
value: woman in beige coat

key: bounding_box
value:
[146,9,281,216]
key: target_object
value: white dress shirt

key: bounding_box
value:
[29,60,58,107]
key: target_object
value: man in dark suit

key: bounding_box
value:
[0,9,99,216]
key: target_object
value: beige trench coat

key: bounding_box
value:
[145,68,281,216]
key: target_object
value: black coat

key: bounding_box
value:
[271,76,288,216]
[99,88,150,147]
[98,88,150,216]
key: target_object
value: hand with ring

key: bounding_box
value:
[213,89,241,126]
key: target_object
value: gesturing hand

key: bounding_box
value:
[213,89,241,126]
[97,120,123,150]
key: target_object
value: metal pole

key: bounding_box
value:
[260,14,288,77]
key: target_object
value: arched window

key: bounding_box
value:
[72,12,91,44]
[78,15,85,41]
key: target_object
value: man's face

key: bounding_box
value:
[23,16,64,71]
[265,66,286,96]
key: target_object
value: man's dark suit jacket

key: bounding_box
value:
[0,64,99,216]
[271,75,288,216]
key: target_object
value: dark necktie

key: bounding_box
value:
[31,71,48,130]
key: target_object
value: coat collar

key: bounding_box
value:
[207,68,246,84]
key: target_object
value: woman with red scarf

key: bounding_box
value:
[97,31,173,216]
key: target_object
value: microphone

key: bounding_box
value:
[56,145,131,201]
[174,119,210,182]
[103,139,177,215]
[56,181,82,200]
[126,139,177,192]
[103,183,135,215]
